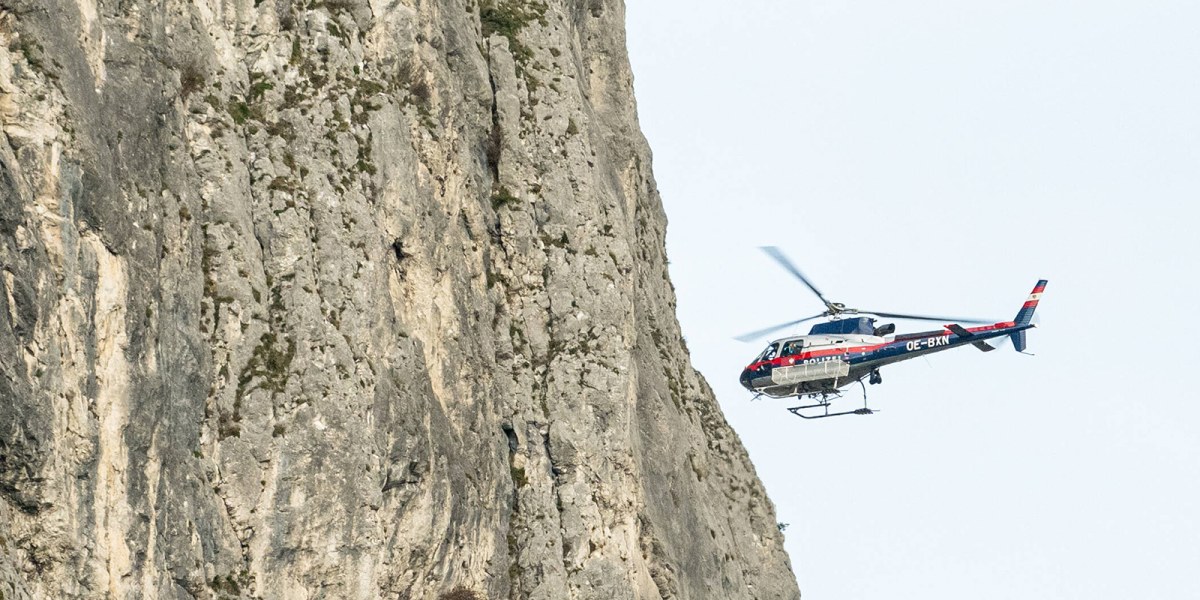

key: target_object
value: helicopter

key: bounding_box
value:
[737,247,1047,419]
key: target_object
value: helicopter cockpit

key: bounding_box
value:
[755,343,779,362]
[753,338,808,363]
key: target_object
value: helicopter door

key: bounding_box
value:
[780,340,805,362]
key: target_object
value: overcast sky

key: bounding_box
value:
[625,1,1200,598]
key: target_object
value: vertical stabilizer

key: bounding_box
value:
[1014,280,1048,325]
[1011,280,1047,352]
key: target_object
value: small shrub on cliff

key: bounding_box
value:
[491,187,520,210]
[323,0,357,13]
[16,38,46,73]
[480,3,528,39]
[227,101,252,125]
[438,587,484,600]
[479,1,546,65]
[510,465,528,487]
[179,63,206,98]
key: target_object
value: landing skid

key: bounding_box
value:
[787,380,875,420]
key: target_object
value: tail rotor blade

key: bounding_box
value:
[734,313,827,342]
[760,247,836,311]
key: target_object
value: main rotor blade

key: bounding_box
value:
[760,246,835,310]
[864,310,995,324]
[734,313,827,343]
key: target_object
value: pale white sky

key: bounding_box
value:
[626,1,1200,598]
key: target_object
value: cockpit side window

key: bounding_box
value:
[781,340,805,357]
[758,343,779,362]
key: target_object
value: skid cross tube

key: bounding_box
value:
[787,405,874,419]
[786,380,875,419]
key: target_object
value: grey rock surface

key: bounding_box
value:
[0,0,799,598]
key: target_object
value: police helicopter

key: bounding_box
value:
[737,247,1047,419]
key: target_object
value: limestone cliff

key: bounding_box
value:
[0,0,799,598]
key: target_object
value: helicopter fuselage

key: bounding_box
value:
[740,320,1034,398]
[734,246,1046,415]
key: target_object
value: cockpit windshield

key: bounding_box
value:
[757,343,779,362]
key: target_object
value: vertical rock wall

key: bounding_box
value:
[0,0,799,598]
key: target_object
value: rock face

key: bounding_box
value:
[0,0,798,598]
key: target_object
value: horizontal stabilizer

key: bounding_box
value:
[972,341,996,352]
